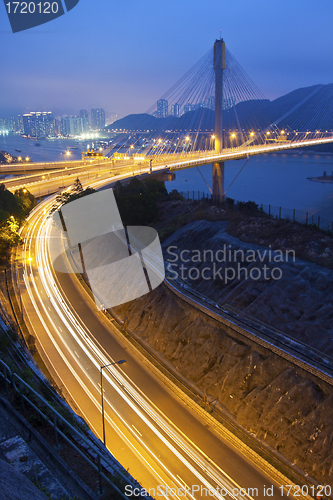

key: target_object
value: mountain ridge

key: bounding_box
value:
[106,83,333,133]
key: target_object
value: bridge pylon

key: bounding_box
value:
[212,38,225,203]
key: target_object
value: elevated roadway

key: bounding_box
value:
[4,135,333,199]
[3,134,333,176]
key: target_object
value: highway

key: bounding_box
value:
[4,159,139,197]
[4,133,333,198]
[13,153,318,499]
[18,194,288,500]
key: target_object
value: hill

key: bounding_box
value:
[106,84,333,133]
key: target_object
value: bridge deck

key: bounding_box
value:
[2,136,333,176]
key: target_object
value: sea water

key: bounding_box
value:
[0,134,90,163]
[165,153,333,220]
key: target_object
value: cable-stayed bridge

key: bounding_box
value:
[3,38,333,199]
[106,38,333,200]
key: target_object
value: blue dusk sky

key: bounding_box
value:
[1,0,333,121]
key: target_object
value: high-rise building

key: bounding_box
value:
[183,103,194,114]
[14,115,24,133]
[195,101,206,110]
[222,97,235,110]
[91,108,105,130]
[79,109,90,132]
[61,116,84,136]
[72,117,84,136]
[61,117,72,137]
[23,112,55,138]
[157,99,168,118]
[171,103,181,117]
[4,117,14,132]
[207,96,215,110]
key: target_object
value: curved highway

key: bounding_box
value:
[16,175,312,499]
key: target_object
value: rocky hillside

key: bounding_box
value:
[162,220,333,356]
[113,281,333,485]
[112,219,333,485]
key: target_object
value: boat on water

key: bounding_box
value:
[15,149,21,152]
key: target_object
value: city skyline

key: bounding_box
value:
[1,1,333,119]
[0,107,107,137]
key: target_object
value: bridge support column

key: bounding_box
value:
[212,162,224,203]
[212,38,226,204]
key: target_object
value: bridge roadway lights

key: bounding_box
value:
[212,162,225,203]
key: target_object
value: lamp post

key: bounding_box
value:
[15,260,23,321]
[24,157,29,179]
[100,359,126,446]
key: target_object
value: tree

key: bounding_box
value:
[14,187,37,219]
[51,178,96,213]
[0,216,21,260]
[72,177,83,193]
[0,186,36,260]
[169,189,183,201]
[114,178,169,226]
[0,183,20,216]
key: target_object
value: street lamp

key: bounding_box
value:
[100,359,126,446]
[24,158,29,179]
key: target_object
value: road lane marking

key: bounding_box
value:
[176,475,190,490]
[132,425,142,437]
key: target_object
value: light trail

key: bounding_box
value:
[36,209,253,499]
[22,203,179,498]
[18,187,259,499]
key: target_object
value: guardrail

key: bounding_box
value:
[164,266,333,384]
[179,191,333,232]
[0,358,148,499]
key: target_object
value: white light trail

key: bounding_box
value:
[20,178,263,500]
